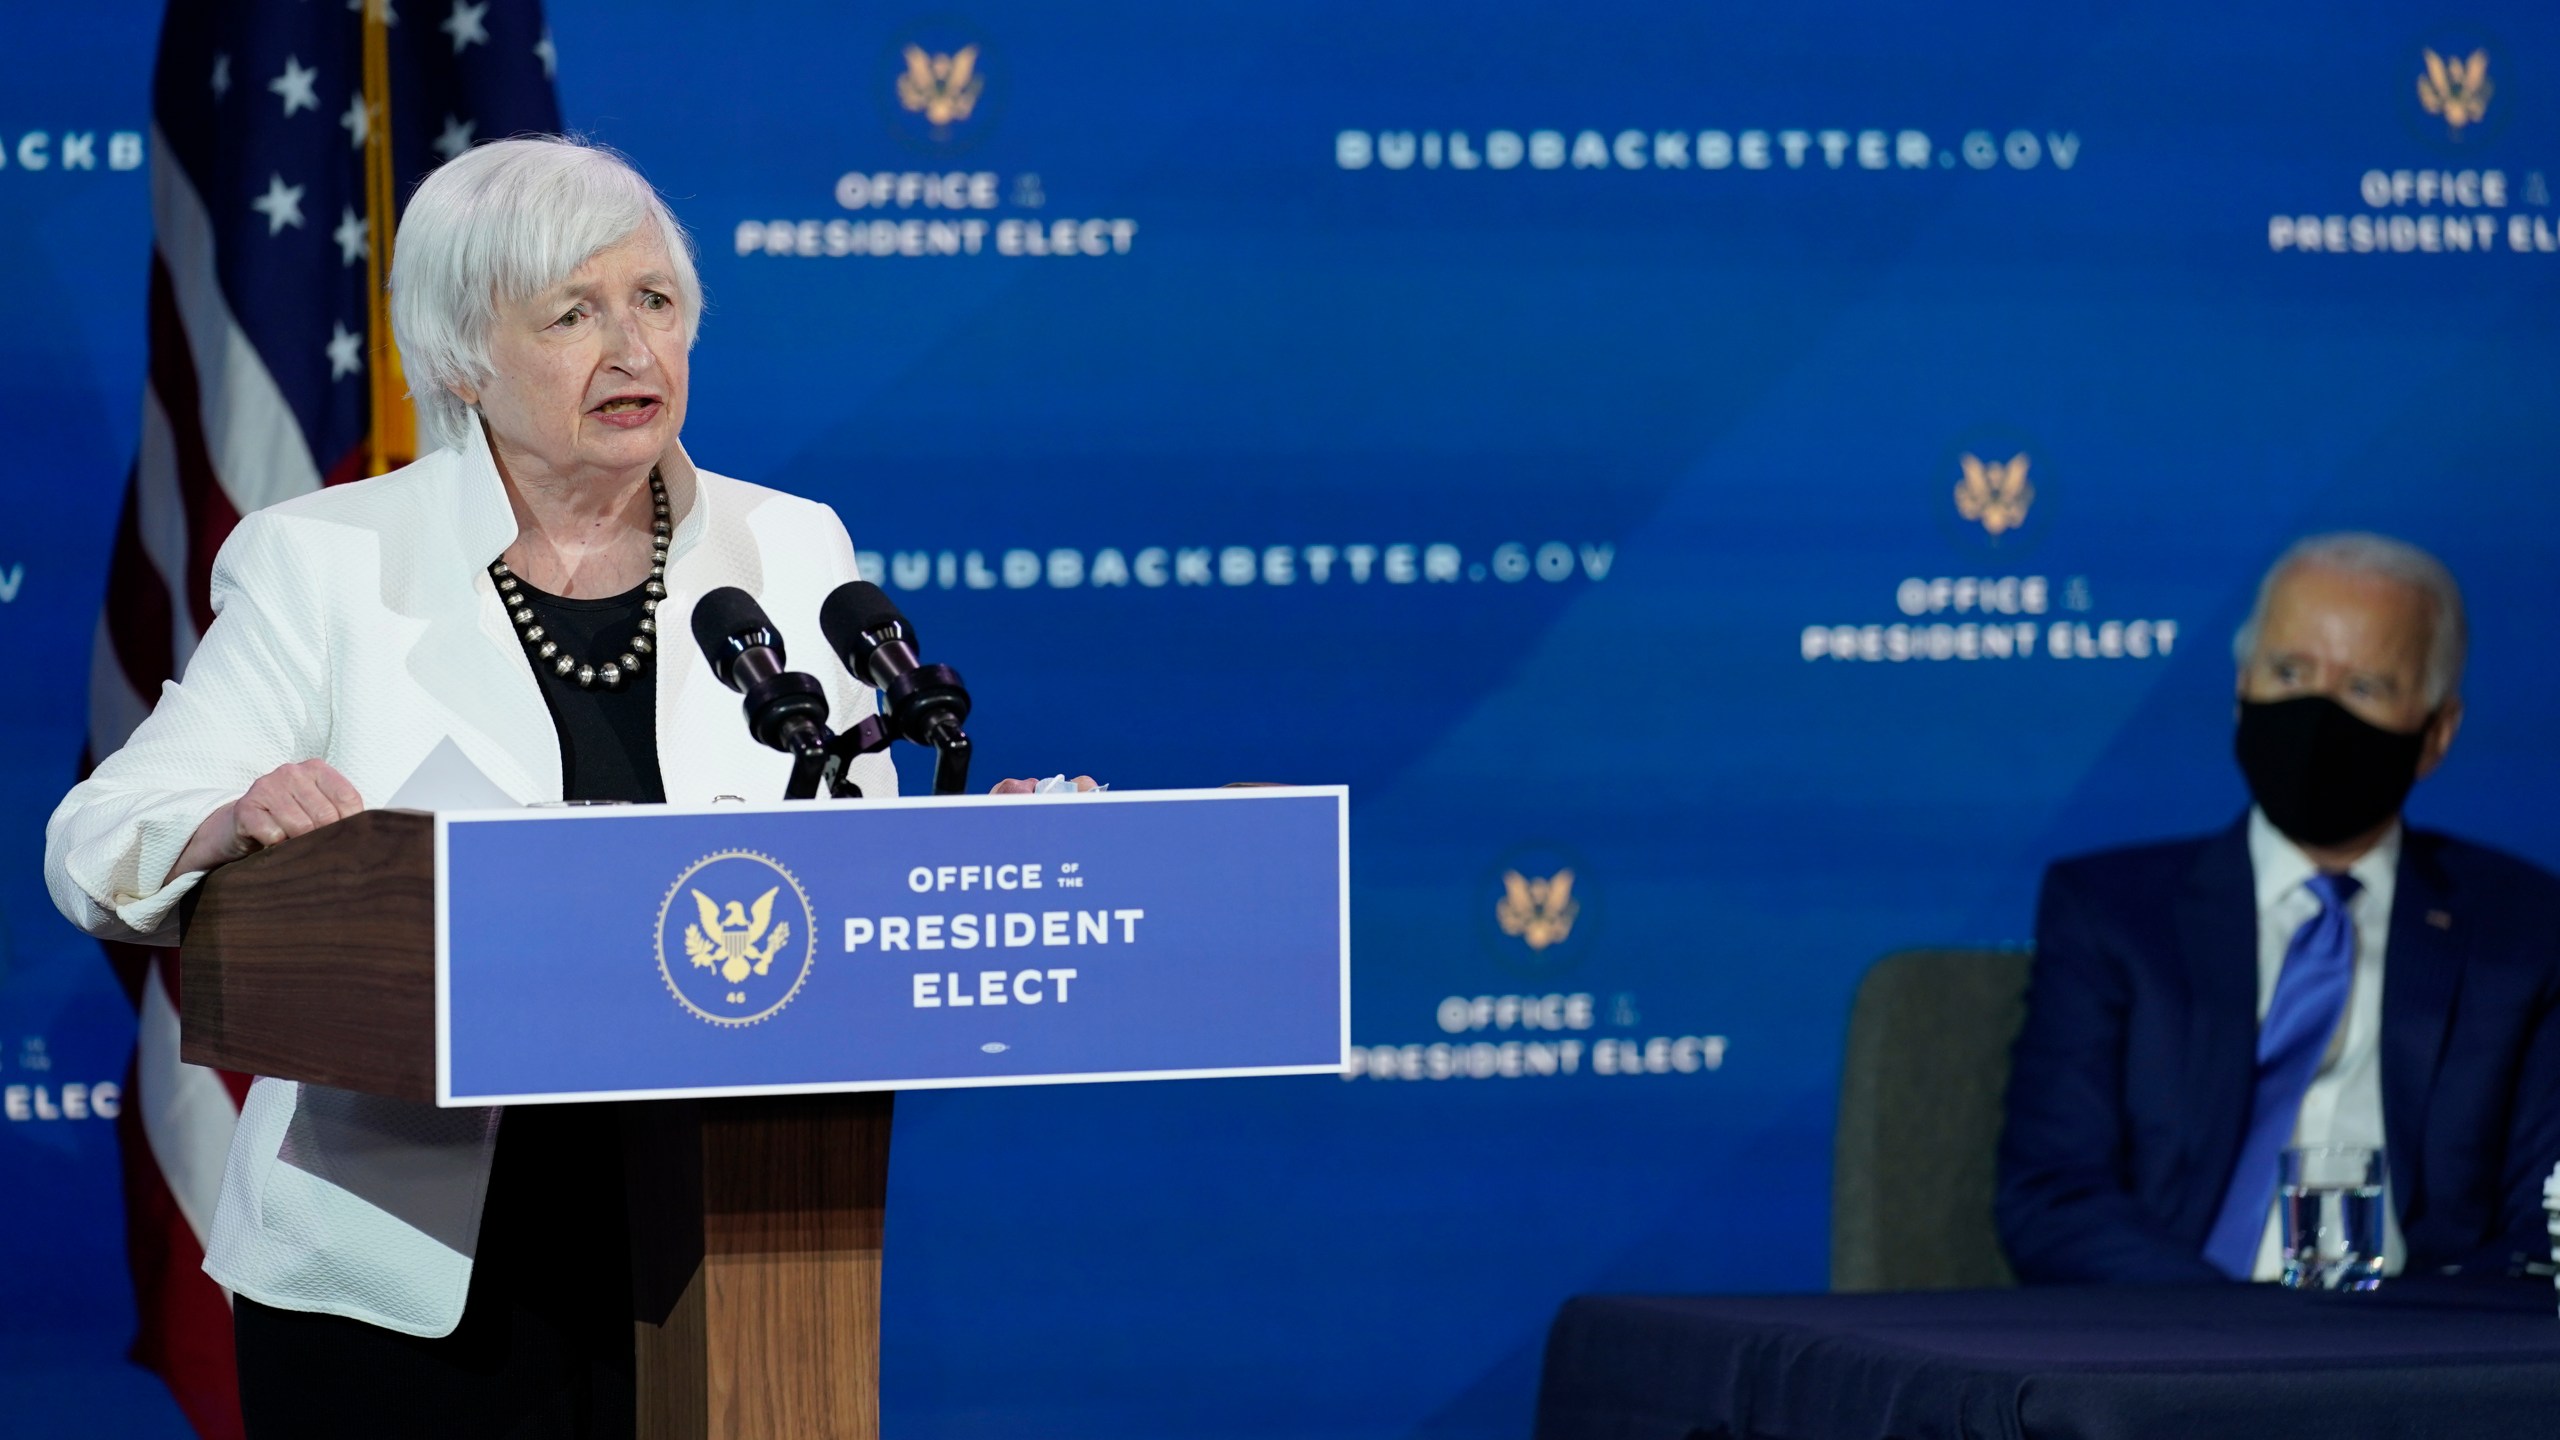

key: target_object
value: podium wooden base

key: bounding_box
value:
[640,1093,892,1440]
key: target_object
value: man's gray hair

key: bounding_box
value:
[389,136,701,454]
[2231,531,2468,705]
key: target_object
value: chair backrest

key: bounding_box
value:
[1830,948,2033,1292]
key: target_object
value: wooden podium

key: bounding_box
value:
[176,788,1347,1439]
[181,810,892,1440]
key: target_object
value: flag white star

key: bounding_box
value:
[432,114,476,160]
[340,91,371,148]
[334,206,370,267]
[211,54,232,99]
[533,27,557,79]
[347,0,400,23]
[249,174,307,235]
[268,55,320,118]
[327,323,365,381]
[441,0,490,54]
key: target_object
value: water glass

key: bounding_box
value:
[2279,1145,2384,1291]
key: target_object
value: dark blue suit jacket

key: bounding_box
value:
[1996,819,2560,1284]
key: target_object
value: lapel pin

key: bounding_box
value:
[2427,910,2453,930]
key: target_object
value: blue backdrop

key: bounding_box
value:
[4,2,2558,1435]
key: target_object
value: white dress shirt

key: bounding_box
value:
[2246,807,2405,1280]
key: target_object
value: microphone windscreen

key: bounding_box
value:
[820,581,912,659]
[691,585,774,664]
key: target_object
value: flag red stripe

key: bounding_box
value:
[144,257,244,636]
[114,1050,246,1440]
[100,468,179,712]
[324,438,370,489]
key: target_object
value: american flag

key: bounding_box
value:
[90,3,557,1432]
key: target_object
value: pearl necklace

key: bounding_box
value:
[488,469,671,690]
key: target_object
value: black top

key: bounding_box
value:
[512,577,666,804]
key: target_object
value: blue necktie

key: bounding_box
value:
[2202,872,2362,1280]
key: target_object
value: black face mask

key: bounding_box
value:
[2234,694,2430,848]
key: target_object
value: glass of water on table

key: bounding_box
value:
[2280,1146,2385,1291]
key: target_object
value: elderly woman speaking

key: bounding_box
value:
[46,138,896,1435]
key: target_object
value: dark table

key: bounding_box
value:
[1534,1280,2560,1440]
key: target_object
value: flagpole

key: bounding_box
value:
[361,0,416,476]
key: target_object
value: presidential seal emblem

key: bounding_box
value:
[1953,452,2034,538]
[1496,868,1580,953]
[2400,28,2507,151]
[1480,843,1597,977]
[2418,47,2492,138]
[656,851,818,1026]
[1936,426,2049,555]
[898,44,983,129]
[882,21,1003,151]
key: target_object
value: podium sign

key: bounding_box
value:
[435,786,1349,1106]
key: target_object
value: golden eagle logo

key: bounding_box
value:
[2418,48,2492,135]
[656,851,817,1027]
[1497,869,1580,952]
[898,45,983,128]
[1954,452,2034,537]
[684,887,793,985]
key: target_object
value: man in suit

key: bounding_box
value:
[1996,532,2560,1284]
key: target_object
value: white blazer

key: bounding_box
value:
[44,419,894,1336]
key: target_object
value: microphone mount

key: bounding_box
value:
[787,713,898,803]
[721,638,832,757]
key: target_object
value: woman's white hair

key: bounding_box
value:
[2231,531,2468,706]
[389,135,701,453]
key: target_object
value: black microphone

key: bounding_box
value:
[819,582,972,748]
[690,586,830,753]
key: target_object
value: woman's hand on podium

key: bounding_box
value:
[174,759,366,876]
[989,776,1099,795]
